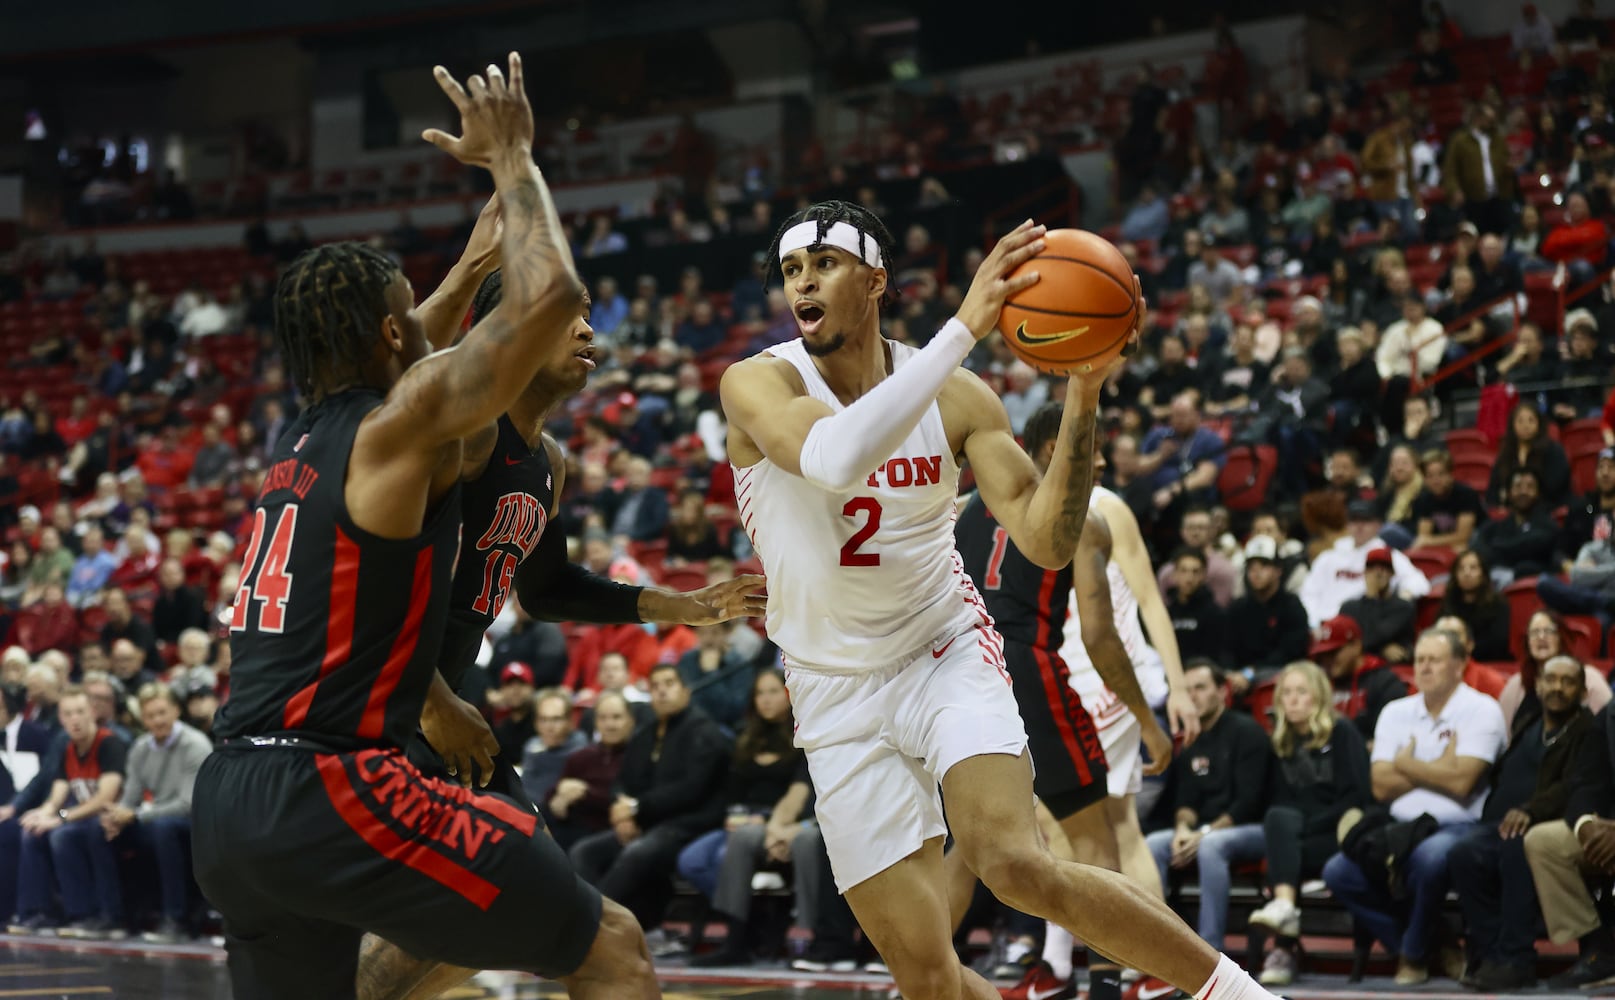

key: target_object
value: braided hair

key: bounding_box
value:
[1022,403,1064,459]
[273,242,402,400]
[765,199,900,309]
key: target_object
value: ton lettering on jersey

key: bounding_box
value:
[476,493,548,558]
[866,455,944,489]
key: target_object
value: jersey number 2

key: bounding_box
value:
[839,498,881,567]
[472,551,518,617]
[230,505,299,634]
[983,526,1009,590]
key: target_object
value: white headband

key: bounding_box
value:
[778,220,884,270]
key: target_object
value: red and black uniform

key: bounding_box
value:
[954,493,1107,819]
[192,389,601,1000]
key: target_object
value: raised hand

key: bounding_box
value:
[422,53,534,168]
[955,220,1047,340]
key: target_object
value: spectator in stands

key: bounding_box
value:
[1303,502,1431,627]
[1339,546,1419,665]
[107,639,157,697]
[1380,395,1441,476]
[1330,328,1381,441]
[25,528,74,604]
[1563,0,1606,47]
[1376,297,1447,385]
[1444,103,1516,236]
[560,463,619,538]
[1412,450,1485,553]
[1224,536,1310,690]
[1157,507,1239,607]
[589,275,628,340]
[582,214,628,257]
[1436,550,1514,662]
[1363,111,1420,243]
[1203,323,1267,418]
[1435,265,1496,363]
[1540,486,1615,622]
[675,623,755,732]
[1431,615,1511,699]
[1513,2,1557,55]
[1543,191,1610,284]
[1561,446,1615,562]
[1552,312,1609,422]
[1497,321,1560,389]
[1313,611,1410,742]
[1188,234,1245,305]
[1139,393,1227,520]
[665,491,728,566]
[1411,27,1458,85]
[545,689,634,850]
[571,663,730,934]
[1120,184,1170,244]
[1256,349,1330,498]
[674,298,725,355]
[151,559,207,645]
[1450,653,1590,990]
[1475,469,1559,582]
[1325,627,1506,984]
[1145,661,1271,949]
[1199,188,1251,245]
[19,584,78,659]
[1501,611,1612,732]
[1472,233,1524,303]
[1139,336,1202,421]
[520,688,587,809]
[1248,660,1372,986]
[678,669,816,967]
[80,673,130,742]
[489,663,538,764]
[107,529,159,594]
[1374,446,1423,550]
[21,665,60,732]
[100,682,210,944]
[1324,450,1373,507]
[10,687,127,937]
[610,457,672,544]
[186,424,237,490]
[1167,548,1226,665]
[1000,362,1049,435]
[611,392,663,459]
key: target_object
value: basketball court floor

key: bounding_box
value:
[0,937,1585,999]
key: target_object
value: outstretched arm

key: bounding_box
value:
[418,195,503,351]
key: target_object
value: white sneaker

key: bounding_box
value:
[1259,947,1295,987]
[1248,897,1300,938]
[751,872,786,892]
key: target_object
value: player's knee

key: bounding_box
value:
[973,842,1052,910]
[571,899,654,989]
[888,958,963,1000]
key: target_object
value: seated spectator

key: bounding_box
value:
[486,598,568,695]
[99,683,210,944]
[186,424,237,489]
[577,652,655,737]
[1450,655,1591,990]
[1249,661,1373,986]
[25,528,75,604]
[1376,298,1447,383]
[151,559,209,645]
[590,275,629,339]
[1203,324,1268,417]
[545,690,635,850]
[1323,628,1506,985]
[519,688,587,808]
[570,664,730,931]
[1256,349,1330,498]
[1376,395,1441,480]
[80,673,131,743]
[1156,506,1239,608]
[1512,1,1556,54]
[1433,615,1512,699]
[1303,502,1431,626]
[1490,404,1571,509]
[489,663,538,765]
[1199,190,1251,245]
[581,214,627,257]
[1167,548,1227,664]
[678,669,822,967]
[1542,191,1609,284]
[108,530,160,594]
[17,585,79,658]
[1139,336,1203,421]
[1339,548,1418,665]
[1375,445,1423,549]
[1497,321,1560,388]
[1138,394,1227,521]
[1475,469,1558,582]
[9,687,128,937]
[674,298,725,355]
[1499,611,1613,732]
[1311,614,1409,741]
[1225,537,1311,691]
[676,623,757,731]
[1145,662,1272,950]
[65,528,117,609]
[665,491,729,566]
[22,664,61,732]
[1552,313,1609,422]
[1188,234,1245,305]
[1120,184,1170,244]
[1411,450,1485,553]
[1438,550,1514,662]
[611,458,671,543]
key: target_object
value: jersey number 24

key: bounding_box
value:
[230,505,299,634]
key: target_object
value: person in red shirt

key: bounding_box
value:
[1541,191,1610,283]
[55,399,97,449]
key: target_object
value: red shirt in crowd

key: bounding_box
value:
[1541,218,1610,264]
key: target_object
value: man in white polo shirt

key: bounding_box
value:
[1321,627,1506,985]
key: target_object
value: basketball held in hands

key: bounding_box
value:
[998,228,1140,375]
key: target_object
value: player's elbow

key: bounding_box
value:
[1022,538,1074,571]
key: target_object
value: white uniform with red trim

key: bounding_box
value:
[737,337,1028,891]
[1060,486,1168,797]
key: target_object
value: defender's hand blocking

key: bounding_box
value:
[423,53,534,167]
[670,574,768,626]
[955,221,1047,341]
[422,691,501,788]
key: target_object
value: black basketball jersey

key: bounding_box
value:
[439,416,556,690]
[215,389,462,751]
[954,492,1072,651]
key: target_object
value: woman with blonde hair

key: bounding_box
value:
[1248,661,1372,986]
[1375,444,1424,549]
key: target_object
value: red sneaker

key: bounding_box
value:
[1000,961,1076,1000]
[1122,976,1179,1000]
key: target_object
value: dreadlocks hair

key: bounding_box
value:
[274,242,402,400]
[765,199,901,309]
[1022,402,1064,460]
[470,269,503,325]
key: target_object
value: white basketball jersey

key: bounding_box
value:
[1061,487,1167,720]
[735,338,985,675]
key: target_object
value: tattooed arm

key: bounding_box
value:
[954,373,1105,569]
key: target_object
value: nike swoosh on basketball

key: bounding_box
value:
[504,455,524,466]
[932,637,957,658]
[1015,320,1089,346]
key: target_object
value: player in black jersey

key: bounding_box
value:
[951,403,1176,1000]
[190,56,660,1000]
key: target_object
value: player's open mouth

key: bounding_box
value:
[576,346,596,370]
[795,301,825,336]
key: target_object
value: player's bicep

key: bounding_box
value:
[719,360,834,476]
[959,381,1040,540]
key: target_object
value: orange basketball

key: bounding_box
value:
[998,228,1139,375]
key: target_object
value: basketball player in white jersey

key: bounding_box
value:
[720,199,1283,1000]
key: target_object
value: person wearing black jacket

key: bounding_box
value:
[1339,553,1416,664]
[1145,663,1273,949]
[1473,468,1559,581]
[1167,548,1226,665]
[1224,536,1310,689]
[1247,662,1372,986]
[1523,704,1615,987]
[1558,448,1615,570]
[1451,655,1591,990]
[570,663,730,931]
[1310,614,1409,743]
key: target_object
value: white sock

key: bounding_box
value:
[1194,953,1275,1000]
[1042,922,1075,980]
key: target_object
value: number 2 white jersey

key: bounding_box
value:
[1060,486,1168,712]
[735,338,986,675]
